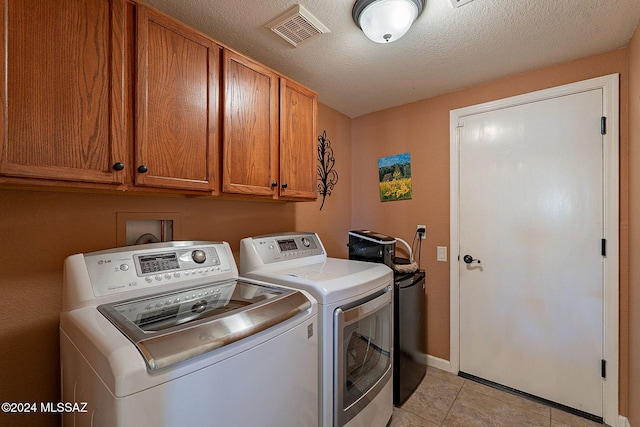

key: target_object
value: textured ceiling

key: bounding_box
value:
[142,0,640,118]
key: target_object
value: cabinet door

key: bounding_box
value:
[279,78,318,200]
[136,6,219,192]
[222,50,278,197]
[0,0,126,184]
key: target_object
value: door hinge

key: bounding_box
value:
[601,359,607,378]
[601,117,606,135]
[601,239,606,256]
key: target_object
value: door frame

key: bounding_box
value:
[449,74,619,425]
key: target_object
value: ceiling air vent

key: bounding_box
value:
[265,4,330,47]
[449,0,475,7]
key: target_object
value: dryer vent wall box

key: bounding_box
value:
[126,219,173,245]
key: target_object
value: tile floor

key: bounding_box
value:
[388,367,605,427]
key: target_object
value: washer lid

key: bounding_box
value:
[98,280,311,370]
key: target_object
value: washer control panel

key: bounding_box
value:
[83,242,234,297]
[133,248,219,276]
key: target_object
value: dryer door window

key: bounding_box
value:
[334,287,392,427]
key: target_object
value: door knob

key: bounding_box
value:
[463,254,481,264]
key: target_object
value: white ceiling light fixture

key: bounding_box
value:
[352,0,425,43]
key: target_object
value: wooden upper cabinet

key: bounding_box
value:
[222,50,278,197]
[279,78,318,200]
[222,49,317,200]
[0,0,126,184]
[0,0,316,200]
[135,6,220,192]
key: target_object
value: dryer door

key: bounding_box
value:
[334,287,393,427]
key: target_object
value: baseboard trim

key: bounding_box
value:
[618,415,631,427]
[425,354,453,373]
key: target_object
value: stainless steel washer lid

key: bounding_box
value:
[98,281,312,370]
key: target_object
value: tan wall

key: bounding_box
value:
[628,21,640,426]
[0,106,350,427]
[295,103,352,258]
[0,43,637,427]
[0,191,298,426]
[351,48,631,410]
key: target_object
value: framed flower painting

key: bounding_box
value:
[378,152,412,202]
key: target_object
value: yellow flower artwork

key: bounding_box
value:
[378,152,412,202]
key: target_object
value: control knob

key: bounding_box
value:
[301,237,311,247]
[191,300,207,314]
[192,249,206,264]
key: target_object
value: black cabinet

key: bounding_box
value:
[394,270,426,406]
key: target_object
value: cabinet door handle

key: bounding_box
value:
[281,183,288,189]
[271,181,278,188]
[137,165,148,174]
[112,162,125,171]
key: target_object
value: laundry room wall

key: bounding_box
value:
[350,47,633,415]
[0,105,350,427]
[295,103,352,258]
[1,40,637,427]
[0,191,296,426]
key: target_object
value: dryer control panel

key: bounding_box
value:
[240,233,326,269]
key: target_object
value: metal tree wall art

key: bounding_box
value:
[317,130,339,210]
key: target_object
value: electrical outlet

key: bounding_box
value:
[417,224,426,239]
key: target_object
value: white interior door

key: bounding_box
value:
[457,88,605,416]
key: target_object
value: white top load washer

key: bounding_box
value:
[60,241,318,427]
[240,233,394,427]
